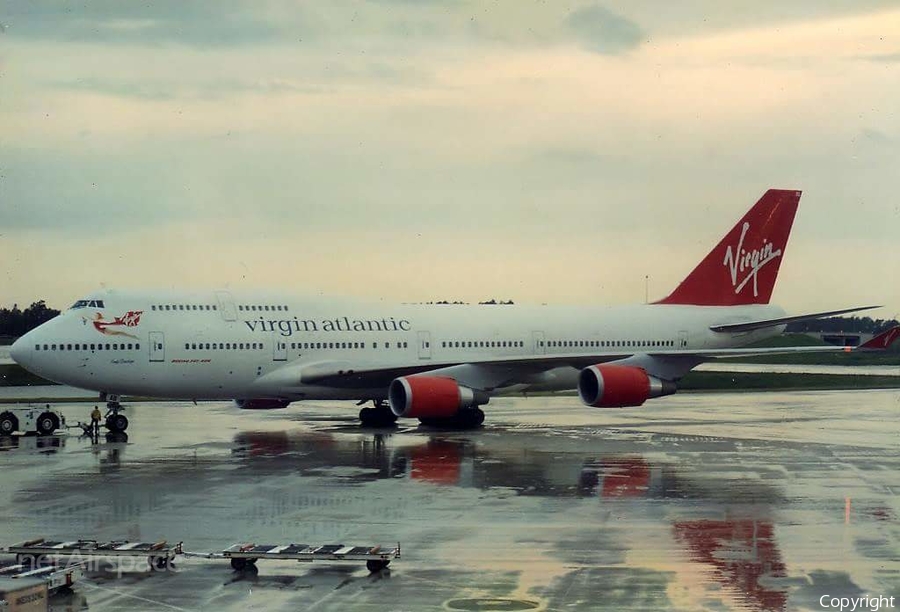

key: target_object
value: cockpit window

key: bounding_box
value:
[70,299,105,309]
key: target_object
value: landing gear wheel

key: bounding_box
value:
[107,414,129,433]
[150,556,171,571]
[36,412,57,436]
[230,557,248,571]
[418,407,485,430]
[366,559,390,573]
[359,403,398,427]
[0,412,18,436]
[471,407,485,426]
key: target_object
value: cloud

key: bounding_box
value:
[2,0,287,47]
[860,128,895,145]
[48,76,332,101]
[858,52,900,63]
[1,3,898,315]
[564,5,643,54]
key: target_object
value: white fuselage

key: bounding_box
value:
[11,289,784,402]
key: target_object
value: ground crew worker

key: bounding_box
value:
[90,405,102,436]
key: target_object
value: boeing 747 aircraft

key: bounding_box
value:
[9,189,898,433]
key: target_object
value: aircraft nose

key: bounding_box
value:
[10,332,34,367]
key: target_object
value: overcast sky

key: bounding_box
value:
[2,1,899,315]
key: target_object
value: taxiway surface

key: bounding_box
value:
[1,390,898,611]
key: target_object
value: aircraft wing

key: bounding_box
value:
[259,328,898,392]
[709,305,881,333]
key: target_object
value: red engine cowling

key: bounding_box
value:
[234,398,291,410]
[577,365,676,408]
[388,376,485,418]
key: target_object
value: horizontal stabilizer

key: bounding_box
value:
[709,305,882,333]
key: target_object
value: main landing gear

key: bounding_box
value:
[358,400,398,428]
[418,407,485,430]
[101,394,129,433]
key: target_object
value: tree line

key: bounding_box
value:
[785,316,899,334]
[0,301,61,339]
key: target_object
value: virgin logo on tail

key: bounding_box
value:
[654,188,799,306]
[722,222,782,297]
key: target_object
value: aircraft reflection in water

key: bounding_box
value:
[233,430,788,611]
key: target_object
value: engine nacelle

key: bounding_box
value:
[234,398,291,410]
[577,365,675,408]
[389,376,488,419]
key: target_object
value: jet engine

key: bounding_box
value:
[234,398,291,410]
[577,365,675,408]
[388,376,488,419]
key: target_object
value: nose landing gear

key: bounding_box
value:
[102,395,129,433]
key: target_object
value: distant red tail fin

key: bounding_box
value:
[858,326,900,350]
[656,189,801,306]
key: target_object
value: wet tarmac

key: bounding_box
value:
[0,390,898,611]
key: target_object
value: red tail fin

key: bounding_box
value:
[656,189,801,306]
[858,326,900,350]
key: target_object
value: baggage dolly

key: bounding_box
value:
[5,538,183,571]
[218,542,401,573]
[0,560,83,593]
